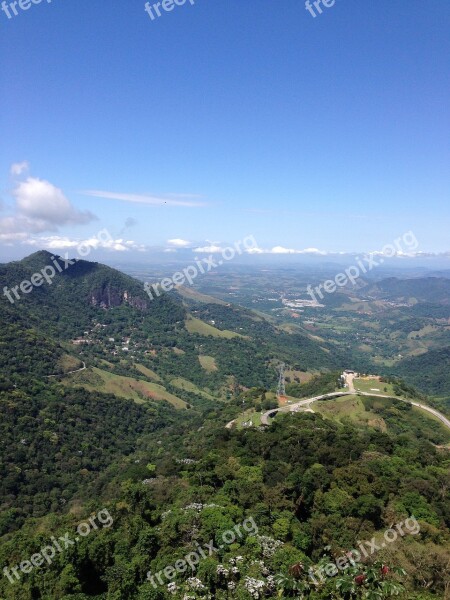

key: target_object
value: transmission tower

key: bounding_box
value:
[277,362,286,398]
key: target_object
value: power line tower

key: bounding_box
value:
[277,362,286,399]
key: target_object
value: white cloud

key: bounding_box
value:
[246,246,265,254]
[0,232,29,245]
[270,246,298,254]
[236,245,329,255]
[263,246,327,255]
[13,177,95,226]
[191,242,328,255]
[10,161,29,176]
[193,244,225,253]
[167,238,192,247]
[0,166,97,245]
[25,234,146,253]
[25,236,81,249]
[81,190,206,208]
[301,247,326,255]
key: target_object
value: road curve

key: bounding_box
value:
[255,391,450,431]
[260,391,351,425]
[357,392,450,430]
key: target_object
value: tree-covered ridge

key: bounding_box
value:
[365,277,450,305]
[394,346,450,397]
[1,251,180,339]
[0,411,448,599]
[184,301,343,371]
[190,268,450,397]
[0,303,64,379]
[286,371,341,398]
[0,380,184,535]
[0,253,342,394]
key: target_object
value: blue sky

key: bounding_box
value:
[1,0,449,259]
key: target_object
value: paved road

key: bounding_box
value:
[357,392,450,430]
[345,372,356,393]
[260,391,352,425]
[226,372,450,432]
[232,391,450,431]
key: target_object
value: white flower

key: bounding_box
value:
[256,535,284,557]
[216,564,229,577]
[183,503,221,512]
[244,576,266,599]
[187,577,205,590]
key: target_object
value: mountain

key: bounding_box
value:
[0,251,342,387]
[0,252,345,535]
[0,253,449,600]
[365,276,450,304]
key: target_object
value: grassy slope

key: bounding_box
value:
[313,395,450,444]
[134,363,162,381]
[185,316,243,338]
[176,286,227,305]
[170,376,215,400]
[63,367,187,409]
[198,355,218,371]
[354,377,397,395]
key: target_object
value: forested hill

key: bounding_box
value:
[0,251,341,384]
[0,403,449,599]
[395,346,450,397]
[1,250,170,334]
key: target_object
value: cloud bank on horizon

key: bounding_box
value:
[0,163,448,260]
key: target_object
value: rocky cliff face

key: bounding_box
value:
[89,286,147,310]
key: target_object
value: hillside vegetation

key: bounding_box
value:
[0,254,448,599]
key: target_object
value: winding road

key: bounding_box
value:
[226,390,450,431]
